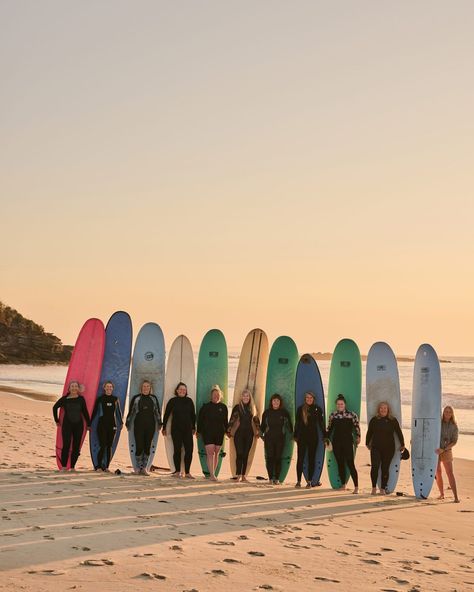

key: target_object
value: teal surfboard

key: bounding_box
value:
[264,336,298,483]
[326,338,362,488]
[196,329,228,477]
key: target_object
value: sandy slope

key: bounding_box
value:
[0,390,472,591]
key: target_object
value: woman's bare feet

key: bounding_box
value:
[352,487,359,494]
[371,488,377,495]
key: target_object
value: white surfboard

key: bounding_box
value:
[366,342,402,493]
[163,335,196,473]
[229,329,269,477]
[411,344,441,499]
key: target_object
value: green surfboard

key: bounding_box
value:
[326,338,362,488]
[196,329,228,477]
[264,336,298,483]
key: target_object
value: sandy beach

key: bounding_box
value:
[0,389,472,592]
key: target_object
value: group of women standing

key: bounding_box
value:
[52,382,460,501]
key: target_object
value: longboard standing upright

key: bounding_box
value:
[264,336,298,484]
[163,335,196,473]
[196,329,228,477]
[55,318,105,469]
[128,322,165,472]
[295,354,325,486]
[326,338,362,488]
[229,329,269,478]
[366,341,402,493]
[411,344,441,499]
[90,311,133,470]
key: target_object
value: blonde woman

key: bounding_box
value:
[228,389,260,482]
[366,401,405,495]
[197,386,228,481]
[435,406,460,503]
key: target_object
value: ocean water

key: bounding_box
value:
[1,354,473,459]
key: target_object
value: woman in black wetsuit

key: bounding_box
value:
[53,381,91,471]
[91,381,123,471]
[228,389,260,482]
[326,394,360,493]
[261,394,293,485]
[162,382,196,479]
[294,391,325,488]
[197,385,228,481]
[366,401,405,495]
[126,380,162,475]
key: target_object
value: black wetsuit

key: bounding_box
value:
[53,395,91,468]
[261,407,293,482]
[197,402,228,446]
[327,410,360,487]
[366,416,404,490]
[230,403,257,476]
[126,394,161,461]
[294,404,325,484]
[92,395,122,469]
[162,396,196,474]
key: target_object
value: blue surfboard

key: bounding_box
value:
[295,354,325,486]
[128,322,165,472]
[90,311,133,469]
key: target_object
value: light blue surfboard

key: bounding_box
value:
[128,322,165,471]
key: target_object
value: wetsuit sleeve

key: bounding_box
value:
[393,418,405,447]
[162,397,174,430]
[91,397,101,421]
[294,407,301,439]
[52,397,64,423]
[81,397,91,426]
[450,425,459,446]
[285,409,293,434]
[352,412,361,440]
[327,412,335,439]
[316,406,325,437]
[126,395,138,427]
[223,404,229,432]
[190,399,196,430]
[366,417,375,446]
[115,398,123,425]
[260,411,268,436]
[197,405,206,434]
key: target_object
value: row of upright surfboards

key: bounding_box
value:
[55,312,442,499]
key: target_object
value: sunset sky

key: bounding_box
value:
[1,2,473,355]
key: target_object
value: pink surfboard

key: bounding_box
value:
[55,318,105,469]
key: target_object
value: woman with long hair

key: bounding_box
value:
[228,389,260,482]
[162,381,196,479]
[53,381,91,471]
[294,391,325,488]
[91,380,123,471]
[435,405,460,503]
[197,385,228,481]
[261,394,293,485]
[366,401,405,495]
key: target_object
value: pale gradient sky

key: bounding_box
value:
[1,1,473,355]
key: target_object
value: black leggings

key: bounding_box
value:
[97,419,116,469]
[171,427,194,474]
[234,429,254,475]
[264,436,284,481]
[333,439,358,487]
[134,420,155,458]
[61,419,84,468]
[370,446,394,489]
[296,435,317,483]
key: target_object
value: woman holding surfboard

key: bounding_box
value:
[53,381,92,471]
[228,389,260,482]
[294,392,326,488]
[126,380,162,475]
[366,401,405,495]
[197,385,229,481]
[261,394,293,485]
[435,406,460,503]
[162,382,196,479]
[326,394,360,493]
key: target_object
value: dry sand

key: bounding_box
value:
[0,389,472,591]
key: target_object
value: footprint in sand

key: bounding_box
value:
[314,576,340,583]
[208,541,235,546]
[424,555,440,561]
[248,551,265,557]
[210,569,227,576]
[389,577,410,585]
[223,558,242,564]
[133,553,154,557]
[238,535,249,540]
[27,569,66,576]
[72,546,91,551]
[80,559,114,566]
[428,569,448,575]
[138,573,166,580]
[361,559,381,565]
[170,545,183,551]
